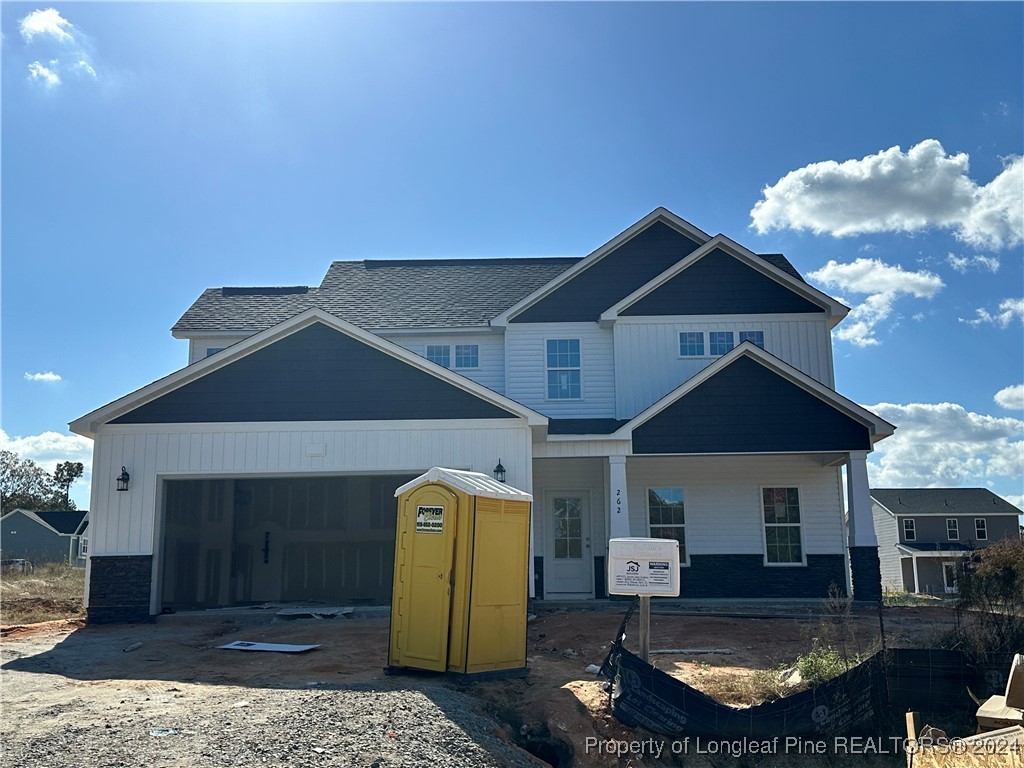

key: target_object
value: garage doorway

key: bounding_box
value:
[160,474,417,609]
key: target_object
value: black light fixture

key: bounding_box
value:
[116,466,130,492]
[493,459,506,483]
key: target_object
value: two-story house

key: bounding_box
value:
[871,488,1022,595]
[71,208,895,622]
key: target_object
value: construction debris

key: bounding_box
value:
[218,641,320,653]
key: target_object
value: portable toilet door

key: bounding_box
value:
[389,482,458,672]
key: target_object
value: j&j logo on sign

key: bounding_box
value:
[416,505,445,534]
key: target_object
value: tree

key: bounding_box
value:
[951,538,1024,659]
[52,461,84,509]
[0,450,71,515]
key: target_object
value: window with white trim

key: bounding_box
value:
[678,332,705,357]
[78,536,89,559]
[739,330,765,349]
[903,518,916,541]
[762,487,803,564]
[946,518,959,540]
[546,339,581,400]
[454,344,479,369]
[426,345,451,368]
[975,518,988,541]
[648,488,686,563]
[709,331,734,356]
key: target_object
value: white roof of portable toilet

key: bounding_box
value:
[394,467,533,502]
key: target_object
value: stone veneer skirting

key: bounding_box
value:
[87,555,154,624]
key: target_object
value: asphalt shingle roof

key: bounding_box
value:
[871,488,1022,516]
[172,251,807,334]
[32,510,88,535]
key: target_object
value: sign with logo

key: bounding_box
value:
[415,505,445,534]
[608,537,680,596]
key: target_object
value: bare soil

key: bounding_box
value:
[1,605,958,767]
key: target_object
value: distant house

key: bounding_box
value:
[0,509,89,567]
[871,488,1022,595]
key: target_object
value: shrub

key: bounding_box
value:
[947,538,1024,659]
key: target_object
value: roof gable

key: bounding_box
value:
[73,309,547,436]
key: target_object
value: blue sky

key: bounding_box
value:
[2,2,1022,513]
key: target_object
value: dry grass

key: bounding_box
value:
[687,664,791,706]
[0,562,85,625]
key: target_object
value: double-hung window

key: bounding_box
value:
[762,487,803,564]
[546,339,581,400]
[454,344,479,369]
[648,488,686,563]
[903,518,916,541]
[709,331,734,356]
[946,518,959,540]
[739,330,765,349]
[679,332,705,357]
[975,518,988,541]
[426,345,451,368]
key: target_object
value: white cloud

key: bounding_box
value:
[24,371,62,382]
[808,258,944,347]
[74,59,97,79]
[946,252,1000,273]
[962,297,1024,328]
[27,60,60,87]
[865,402,1023,489]
[1003,495,1024,512]
[995,384,1024,411]
[19,8,75,44]
[751,140,1024,250]
[0,428,93,508]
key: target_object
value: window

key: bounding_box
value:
[679,332,705,357]
[546,339,581,400]
[454,344,479,369]
[426,345,451,368]
[205,347,224,357]
[946,518,959,540]
[762,487,803,564]
[739,330,765,349]
[709,331,735,356]
[648,488,686,563]
[78,536,89,559]
[903,518,916,541]
[975,518,988,541]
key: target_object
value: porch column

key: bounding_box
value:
[911,555,920,594]
[608,456,630,539]
[846,451,881,601]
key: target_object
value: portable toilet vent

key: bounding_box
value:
[388,467,532,676]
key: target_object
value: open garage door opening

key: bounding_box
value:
[160,474,418,610]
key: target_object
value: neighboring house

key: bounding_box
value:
[0,509,89,566]
[71,207,896,622]
[871,488,1023,595]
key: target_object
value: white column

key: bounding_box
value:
[846,451,877,547]
[609,455,630,539]
[911,555,920,594]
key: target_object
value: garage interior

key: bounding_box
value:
[160,474,418,609]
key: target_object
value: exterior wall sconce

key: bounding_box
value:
[493,459,506,483]
[116,466,130,492]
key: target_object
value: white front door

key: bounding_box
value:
[545,492,593,596]
[942,562,958,594]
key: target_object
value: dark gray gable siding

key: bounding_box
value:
[621,248,823,316]
[632,355,871,454]
[112,323,517,424]
[511,222,703,323]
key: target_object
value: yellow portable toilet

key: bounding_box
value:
[388,467,532,676]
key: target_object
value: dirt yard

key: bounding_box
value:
[1,604,958,767]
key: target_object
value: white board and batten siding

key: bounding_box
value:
[87,419,532,558]
[613,316,835,419]
[625,455,847,557]
[379,331,506,394]
[504,323,615,418]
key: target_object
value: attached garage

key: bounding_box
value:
[71,310,545,622]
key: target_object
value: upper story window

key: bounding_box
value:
[739,330,765,349]
[454,344,479,369]
[426,345,451,368]
[709,331,734,356]
[546,339,581,400]
[679,332,705,357]
[762,487,803,565]
[975,518,988,541]
[903,518,916,541]
[946,518,959,540]
[648,488,687,564]
[205,347,224,358]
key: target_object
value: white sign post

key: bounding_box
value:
[607,538,680,662]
